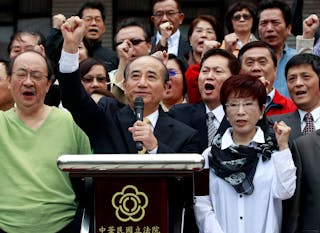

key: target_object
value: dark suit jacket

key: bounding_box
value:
[282,130,320,233]
[269,110,303,145]
[151,32,191,59]
[58,69,202,233]
[58,70,201,154]
[169,102,230,152]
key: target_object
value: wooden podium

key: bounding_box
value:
[57,154,204,233]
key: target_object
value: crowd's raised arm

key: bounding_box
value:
[0,0,320,232]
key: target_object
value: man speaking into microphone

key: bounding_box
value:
[57,16,201,155]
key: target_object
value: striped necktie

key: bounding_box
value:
[207,112,217,146]
[302,112,315,135]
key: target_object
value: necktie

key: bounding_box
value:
[266,96,272,107]
[207,112,217,146]
[138,118,151,154]
[302,112,315,135]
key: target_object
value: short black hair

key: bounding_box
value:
[285,53,320,80]
[7,31,46,55]
[152,0,181,12]
[257,0,292,27]
[238,40,277,68]
[77,1,106,21]
[200,48,240,75]
[114,18,151,45]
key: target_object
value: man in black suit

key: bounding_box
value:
[150,0,190,59]
[169,49,240,152]
[58,16,201,155]
[57,16,201,233]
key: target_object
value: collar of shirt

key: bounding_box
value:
[298,106,320,124]
[282,43,289,56]
[237,33,256,48]
[221,126,265,150]
[145,110,159,131]
[281,43,296,58]
[205,104,225,124]
[108,69,125,91]
[267,89,276,105]
[156,30,180,55]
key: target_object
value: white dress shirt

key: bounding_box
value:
[59,50,79,73]
[205,105,225,130]
[156,29,180,56]
[298,106,320,131]
[194,127,296,233]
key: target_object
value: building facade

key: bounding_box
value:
[0,0,318,58]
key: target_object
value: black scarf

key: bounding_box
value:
[209,131,277,195]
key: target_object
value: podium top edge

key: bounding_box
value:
[57,153,205,172]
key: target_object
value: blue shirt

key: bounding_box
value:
[274,44,296,98]
[314,38,320,56]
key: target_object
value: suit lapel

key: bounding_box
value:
[154,108,173,144]
[196,103,209,148]
[288,110,303,142]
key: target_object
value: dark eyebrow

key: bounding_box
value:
[147,70,158,76]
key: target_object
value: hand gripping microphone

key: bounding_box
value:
[134,97,144,151]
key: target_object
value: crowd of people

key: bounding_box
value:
[0,0,320,232]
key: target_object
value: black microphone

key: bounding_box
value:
[134,97,144,151]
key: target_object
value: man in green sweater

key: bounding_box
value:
[0,50,91,233]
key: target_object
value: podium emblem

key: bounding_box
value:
[112,185,148,222]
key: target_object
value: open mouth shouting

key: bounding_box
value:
[21,88,36,101]
[295,90,307,98]
[88,28,99,35]
[204,83,215,94]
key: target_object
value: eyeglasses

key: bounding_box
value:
[81,75,107,84]
[232,13,252,21]
[82,16,103,23]
[153,11,180,18]
[168,69,180,77]
[225,101,256,111]
[115,39,146,47]
[12,69,47,82]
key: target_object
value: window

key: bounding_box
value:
[0,0,51,58]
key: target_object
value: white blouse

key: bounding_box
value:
[194,127,296,233]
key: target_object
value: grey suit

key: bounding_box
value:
[269,110,303,145]
[282,129,320,233]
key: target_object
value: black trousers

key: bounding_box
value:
[0,207,83,233]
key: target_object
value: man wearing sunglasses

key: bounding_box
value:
[150,0,190,59]
[109,18,152,104]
